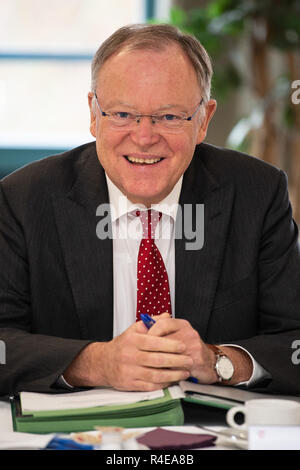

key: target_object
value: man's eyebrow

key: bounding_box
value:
[103,100,189,113]
[104,100,136,109]
[155,104,189,113]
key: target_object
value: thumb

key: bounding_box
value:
[135,319,149,334]
[135,312,171,333]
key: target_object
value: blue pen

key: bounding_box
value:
[140,313,198,383]
[140,313,156,329]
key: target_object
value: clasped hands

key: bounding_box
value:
[63,313,226,390]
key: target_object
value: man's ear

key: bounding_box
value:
[196,99,217,144]
[88,91,97,138]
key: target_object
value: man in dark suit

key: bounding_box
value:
[1,24,300,397]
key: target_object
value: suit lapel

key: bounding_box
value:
[175,147,235,339]
[52,145,113,341]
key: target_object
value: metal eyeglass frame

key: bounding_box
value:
[93,92,204,126]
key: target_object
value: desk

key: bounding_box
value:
[0,400,13,432]
[0,398,240,450]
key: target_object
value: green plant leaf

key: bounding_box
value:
[169,7,188,26]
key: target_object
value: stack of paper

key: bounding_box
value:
[11,386,184,434]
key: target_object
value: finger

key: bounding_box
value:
[139,366,190,384]
[136,333,187,354]
[135,320,150,334]
[129,380,173,392]
[152,312,171,322]
[137,351,193,370]
[109,363,181,392]
[148,318,191,336]
[134,312,171,334]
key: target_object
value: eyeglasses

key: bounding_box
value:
[93,92,204,131]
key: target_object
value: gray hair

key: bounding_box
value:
[91,23,213,103]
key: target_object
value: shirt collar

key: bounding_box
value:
[106,174,183,223]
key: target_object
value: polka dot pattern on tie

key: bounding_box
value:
[136,209,172,321]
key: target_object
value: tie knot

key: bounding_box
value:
[136,209,161,239]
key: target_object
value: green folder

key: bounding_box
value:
[11,389,184,434]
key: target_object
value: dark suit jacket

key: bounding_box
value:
[1,141,300,396]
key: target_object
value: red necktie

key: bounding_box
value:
[136,209,172,321]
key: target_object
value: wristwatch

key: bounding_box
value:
[207,344,234,383]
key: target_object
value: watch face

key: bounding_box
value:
[216,356,234,381]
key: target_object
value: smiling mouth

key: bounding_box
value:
[124,155,164,165]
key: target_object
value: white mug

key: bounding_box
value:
[226,399,300,429]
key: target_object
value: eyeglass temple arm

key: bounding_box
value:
[93,92,108,116]
[186,97,204,121]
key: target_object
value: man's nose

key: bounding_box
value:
[129,116,160,147]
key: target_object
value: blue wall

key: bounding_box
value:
[0,147,68,179]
